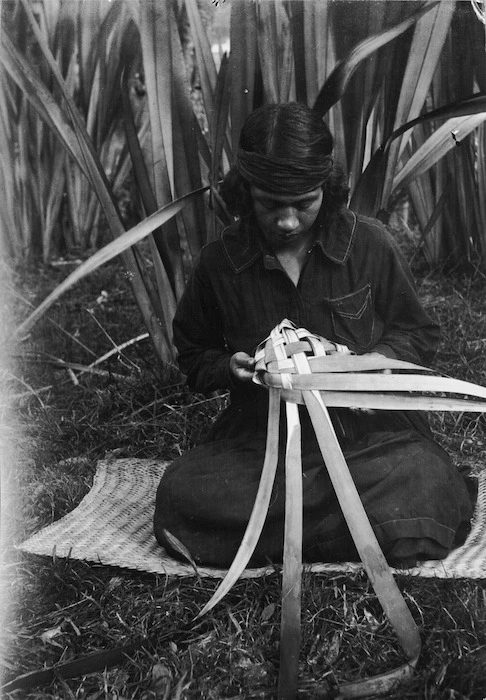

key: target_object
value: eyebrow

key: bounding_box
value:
[258,194,318,206]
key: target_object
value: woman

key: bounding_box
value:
[154,103,474,569]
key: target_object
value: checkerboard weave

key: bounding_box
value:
[18,458,486,579]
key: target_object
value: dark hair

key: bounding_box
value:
[220,103,349,219]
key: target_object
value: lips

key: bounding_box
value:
[275,230,300,239]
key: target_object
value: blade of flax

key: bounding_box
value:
[11,83,38,255]
[229,0,257,155]
[77,0,105,116]
[184,0,217,114]
[278,400,302,700]
[93,1,136,148]
[283,326,420,696]
[288,1,307,104]
[196,388,281,619]
[42,146,66,260]
[478,125,486,251]
[408,167,441,265]
[351,92,486,216]
[381,0,455,208]
[303,391,421,696]
[170,6,208,259]
[210,53,232,183]
[407,177,452,266]
[17,0,176,362]
[310,393,486,413]
[275,325,308,700]
[336,0,395,190]
[183,2,233,238]
[139,0,185,301]
[15,189,207,338]
[394,0,454,157]
[207,54,232,240]
[313,1,439,116]
[264,354,427,374]
[448,144,483,263]
[121,68,177,334]
[140,0,173,183]
[0,71,24,258]
[301,0,331,105]
[63,46,101,252]
[271,373,486,397]
[393,112,486,191]
[386,92,486,145]
[1,32,88,179]
[256,0,294,104]
[302,1,348,170]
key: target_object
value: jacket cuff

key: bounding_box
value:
[212,354,235,390]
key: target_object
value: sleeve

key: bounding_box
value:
[172,252,234,394]
[371,231,440,366]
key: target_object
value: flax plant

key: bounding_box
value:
[3,0,203,364]
[4,0,486,356]
[1,0,138,259]
[1,0,68,259]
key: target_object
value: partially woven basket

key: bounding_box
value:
[253,320,353,404]
[199,319,486,699]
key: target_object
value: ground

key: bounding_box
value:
[1,246,486,699]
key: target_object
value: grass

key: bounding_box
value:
[1,241,486,699]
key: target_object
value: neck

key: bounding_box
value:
[275,238,314,287]
[274,229,316,257]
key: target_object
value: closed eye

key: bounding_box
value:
[260,199,277,209]
[258,198,316,210]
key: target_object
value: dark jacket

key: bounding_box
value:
[156,211,473,569]
[173,207,439,401]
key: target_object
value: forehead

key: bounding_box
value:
[250,186,323,204]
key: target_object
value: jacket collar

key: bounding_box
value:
[221,207,358,273]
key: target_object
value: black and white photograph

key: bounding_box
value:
[1,0,486,697]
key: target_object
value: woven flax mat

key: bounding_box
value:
[18,458,486,579]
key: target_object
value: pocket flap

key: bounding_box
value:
[330,284,371,320]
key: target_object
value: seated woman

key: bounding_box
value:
[154,102,474,569]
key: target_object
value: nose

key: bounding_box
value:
[276,208,299,232]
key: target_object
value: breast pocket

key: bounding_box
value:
[327,284,374,350]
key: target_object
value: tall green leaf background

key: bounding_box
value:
[2,0,485,365]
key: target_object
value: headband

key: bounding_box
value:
[235,150,333,194]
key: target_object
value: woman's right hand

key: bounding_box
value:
[230,352,256,382]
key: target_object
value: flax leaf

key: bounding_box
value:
[278,401,302,700]
[313,1,439,116]
[316,393,486,413]
[185,0,217,116]
[15,189,207,337]
[276,373,486,398]
[162,529,199,577]
[256,0,293,104]
[196,389,281,619]
[229,0,257,155]
[139,0,186,301]
[352,93,486,215]
[0,31,88,178]
[381,0,455,206]
[304,391,421,663]
[170,9,207,259]
[393,113,486,191]
[121,69,177,331]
